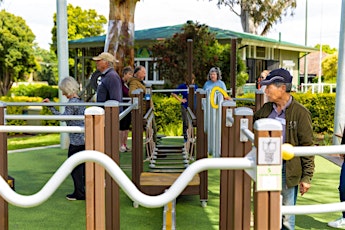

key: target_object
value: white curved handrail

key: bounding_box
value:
[292,145,345,156]
[282,202,345,215]
[0,150,255,208]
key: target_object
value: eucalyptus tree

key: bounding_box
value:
[215,0,297,35]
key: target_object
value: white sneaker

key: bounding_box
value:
[328,217,345,229]
[119,146,127,153]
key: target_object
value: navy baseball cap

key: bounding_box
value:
[260,68,292,85]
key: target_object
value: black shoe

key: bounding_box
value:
[66,193,85,201]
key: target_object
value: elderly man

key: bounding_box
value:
[254,68,315,230]
[92,52,122,104]
[128,65,157,143]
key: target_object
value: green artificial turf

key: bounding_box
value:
[7,137,344,229]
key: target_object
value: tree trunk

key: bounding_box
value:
[0,70,13,96]
[106,0,139,74]
[240,8,256,34]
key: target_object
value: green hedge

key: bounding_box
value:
[293,93,335,134]
[9,84,58,99]
[0,96,59,128]
[236,92,335,135]
[0,92,336,137]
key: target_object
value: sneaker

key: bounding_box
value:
[328,217,345,229]
[66,193,85,201]
[66,194,77,201]
[119,146,127,152]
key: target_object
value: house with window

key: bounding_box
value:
[69,23,317,91]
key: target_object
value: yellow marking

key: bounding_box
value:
[210,86,230,109]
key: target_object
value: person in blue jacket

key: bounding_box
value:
[172,74,198,142]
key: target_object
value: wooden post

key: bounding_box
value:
[233,107,253,230]
[131,90,144,188]
[230,39,237,98]
[253,119,282,229]
[220,106,252,230]
[0,103,8,230]
[219,100,236,230]
[255,90,265,112]
[104,101,120,230]
[195,90,208,202]
[188,85,196,114]
[85,107,106,230]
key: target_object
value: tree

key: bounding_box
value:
[322,53,338,82]
[315,44,337,55]
[215,0,297,35]
[51,4,107,78]
[0,10,37,96]
[151,21,248,88]
[33,46,58,85]
[106,0,139,75]
[51,4,107,51]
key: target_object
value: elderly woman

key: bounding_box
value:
[203,67,231,100]
[43,76,86,201]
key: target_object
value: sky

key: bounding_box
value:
[1,0,342,50]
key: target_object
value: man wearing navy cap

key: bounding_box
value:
[254,68,315,230]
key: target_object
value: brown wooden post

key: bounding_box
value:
[230,39,237,98]
[255,90,265,112]
[131,90,144,188]
[221,107,253,230]
[187,39,193,84]
[219,100,236,230]
[188,85,196,114]
[104,101,120,230]
[85,107,106,230]
[0,103,8,230]
[253,119,282,230]
[195,90,208,202]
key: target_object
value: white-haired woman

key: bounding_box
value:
[203,67,231,100]
[43,76,86,201]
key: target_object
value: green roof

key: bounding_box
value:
[69,24,316,52]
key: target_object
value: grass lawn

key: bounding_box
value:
[6,136,344,229]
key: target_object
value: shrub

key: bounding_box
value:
[9,84,58,99]
[152,94,182,135]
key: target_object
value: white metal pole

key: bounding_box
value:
[333,0,345,144]
[56,0,69,149]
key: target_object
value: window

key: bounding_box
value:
[256,46,266,58]
[134,58,164,85]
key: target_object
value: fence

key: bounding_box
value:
[1,90,345,230]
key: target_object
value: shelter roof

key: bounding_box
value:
[69,24,317,53]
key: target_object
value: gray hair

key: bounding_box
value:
[208,67,222,80]
[123,66,134,76]
[59,76,80,96]
[273,82,292,93]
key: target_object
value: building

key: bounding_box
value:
[69,23,317,92]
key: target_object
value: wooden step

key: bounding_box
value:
[149,165,187,169]
[155,145,184,149]
[153,161,186,165]
[149,169,184,173]
[156,149,183,153]
[140,172,199,186]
